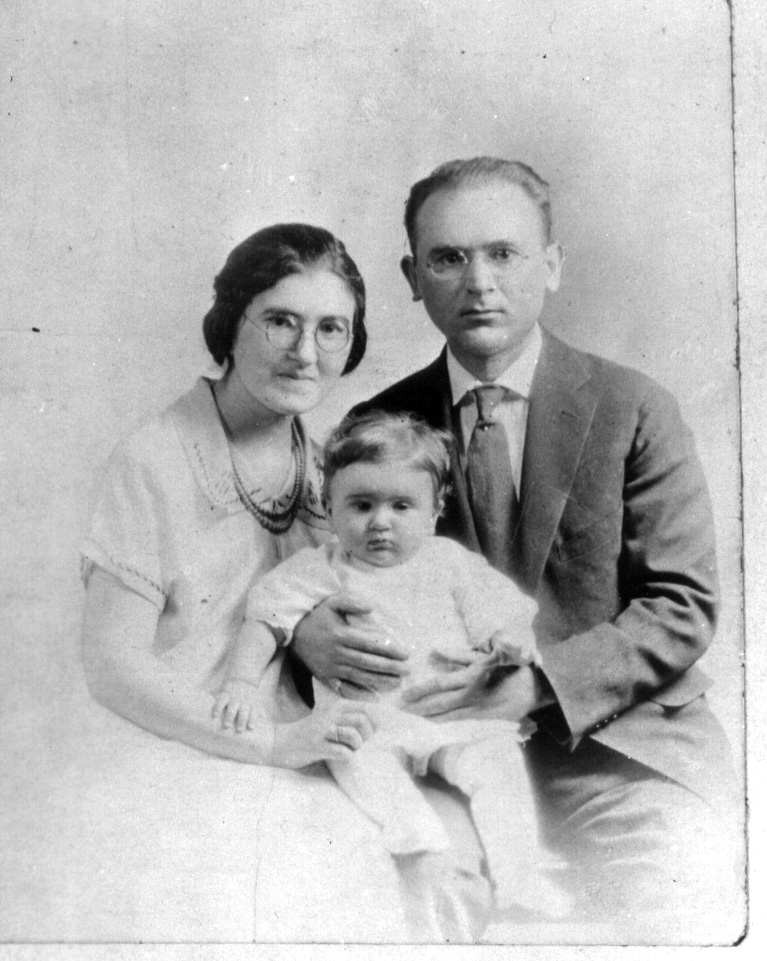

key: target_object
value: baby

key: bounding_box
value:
[214,411,568,918]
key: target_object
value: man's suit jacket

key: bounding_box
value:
[354,329,732,808]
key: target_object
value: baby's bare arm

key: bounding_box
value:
[83,568,275,762]
[213,620,280,731]
[225,619,279,686]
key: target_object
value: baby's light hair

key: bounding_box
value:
[322,411,453,510]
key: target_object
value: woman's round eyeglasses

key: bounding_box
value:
[424,244,531,280]
[247,314,351,353]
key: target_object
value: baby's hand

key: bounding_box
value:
[274,699,377,768]
[212,679,263,734]
[488,629,541,668]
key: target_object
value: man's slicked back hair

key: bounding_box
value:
[404,157,553,251]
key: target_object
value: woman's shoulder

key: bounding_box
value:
[109,405,178,466]
[105,415,171,476]
[101,379,213,484]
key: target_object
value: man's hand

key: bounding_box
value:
[292,591,410,698]
[402,657,553,722]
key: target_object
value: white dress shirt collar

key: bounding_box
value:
[446,322,543,406]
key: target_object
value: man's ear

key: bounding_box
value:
[400,255,422,302]
[544,241,565,293]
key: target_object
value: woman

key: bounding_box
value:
[79,224,411,941]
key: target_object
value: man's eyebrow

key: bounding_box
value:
[427,240,522,254]
[427,244,462,255]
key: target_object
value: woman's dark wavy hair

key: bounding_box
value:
[202,223,367,375]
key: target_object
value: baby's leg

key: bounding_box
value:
[327,741,450,856]
[432,735,572,917]
[397,849,492,943]
[331,743,496,941]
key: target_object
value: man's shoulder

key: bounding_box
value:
[351,331,678,423]
[351,352,448,422]
[543,331,674,408]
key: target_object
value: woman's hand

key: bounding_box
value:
[402,658,551,723]
[273,698,377,768]
[292,591,409,698]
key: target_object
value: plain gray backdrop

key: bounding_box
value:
[0,0,758,954]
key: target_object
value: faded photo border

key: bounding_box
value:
[0,0,764,957]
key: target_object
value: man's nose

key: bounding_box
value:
[463,253,497,293]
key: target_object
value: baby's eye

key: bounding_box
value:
[393,501,411,512]
[353,501,372,513]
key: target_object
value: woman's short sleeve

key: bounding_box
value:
[81,439,168,609]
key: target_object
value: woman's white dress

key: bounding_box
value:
[74,377,408,941]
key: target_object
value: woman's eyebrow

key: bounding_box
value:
[261,307,300,318]
[261,308,350,323]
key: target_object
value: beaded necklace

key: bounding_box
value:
[211,385,306,534]
[229,419,306,534]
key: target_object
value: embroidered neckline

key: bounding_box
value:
[169,377,330,531]
[229,419,306,534]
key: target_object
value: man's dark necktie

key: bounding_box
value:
[466,385,518,574]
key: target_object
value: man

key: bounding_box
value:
[294,158,739,939]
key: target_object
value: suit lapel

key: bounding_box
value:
[422,352,481,551]
[516,332,598,591]
[411,337,598,583]
[442,386,482,552]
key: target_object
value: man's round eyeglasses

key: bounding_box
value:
[424,245,531,280]
[247,315,351,353]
